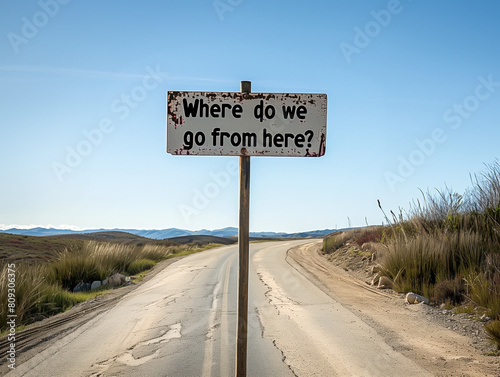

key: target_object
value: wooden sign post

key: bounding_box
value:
[236,80,251,377]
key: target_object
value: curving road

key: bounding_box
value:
[9,240,433,376]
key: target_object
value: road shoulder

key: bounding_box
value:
[287,240,500,377]
[0,254,187,375]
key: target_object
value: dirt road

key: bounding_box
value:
[288,240,500,376]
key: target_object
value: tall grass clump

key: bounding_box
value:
[379,160,500,313]
[380,231,487,300]
[485,320,500,350]
[47,246,109,290]
[323,227,385,254]
[1,241,180,332]
[47,241,175,290]
[465,272,500,319]
[0,263,90,331]
[323,231,350,254]
[0,263,47,328]
[139,243,175,260]
[127,259,156,275]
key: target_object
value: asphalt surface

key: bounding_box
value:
[8,240,432,377]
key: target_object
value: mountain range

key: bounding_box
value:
[0,227,340,240]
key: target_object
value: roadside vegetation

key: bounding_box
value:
[324,160,500,348]
[0,239,214,333]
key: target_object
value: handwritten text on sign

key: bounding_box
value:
[167,91,327,157]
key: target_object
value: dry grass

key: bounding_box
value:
[323,227,384,254]
[485,320,500,350]
[323,232,350,253]
[355,227,384,246]
[0,240,186,332]
[47,241,175,290]
[0,263,98,330]
[376,160,500,346]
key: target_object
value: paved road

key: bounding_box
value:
[10,240,431,376]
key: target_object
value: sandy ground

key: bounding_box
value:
[287,240,500,377]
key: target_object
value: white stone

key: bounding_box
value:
[405,292,429,305]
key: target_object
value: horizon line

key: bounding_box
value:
[0,224,339,233]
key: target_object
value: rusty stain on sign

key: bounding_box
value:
[167,91,327,157]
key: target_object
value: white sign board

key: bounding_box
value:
[167,91,327,157]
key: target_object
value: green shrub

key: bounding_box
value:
[323,232,349,254]
[127,259,156,275]
[433,277,465,305]
[465,272,500,319]
[485,320,500,350]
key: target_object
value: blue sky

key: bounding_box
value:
[0,0,499,233]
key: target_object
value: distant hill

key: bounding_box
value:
[56,231,178,247]
[0,233,84,264]
[0,227,339,239]
[0,231,231,265]
[168,235,236,245]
